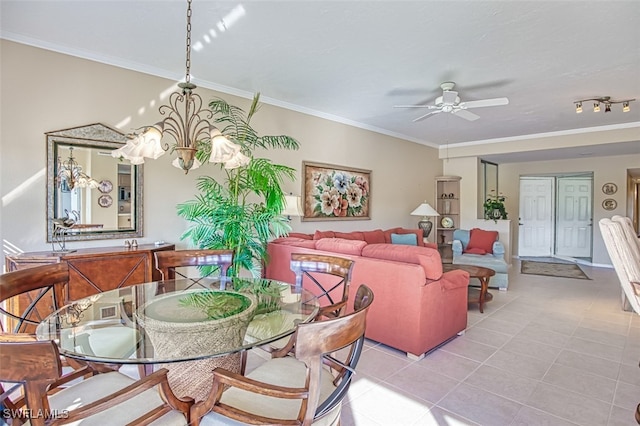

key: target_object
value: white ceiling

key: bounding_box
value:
[2,1,639,161]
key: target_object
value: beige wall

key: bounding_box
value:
[445,152,640,266]
[0,41,440,264]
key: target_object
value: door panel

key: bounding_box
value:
[519,177,553,257]
[556,177,592,257]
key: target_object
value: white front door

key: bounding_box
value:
[519,177,554,257]
[556,177,593,258]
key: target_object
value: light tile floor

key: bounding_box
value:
[248,259,640,426]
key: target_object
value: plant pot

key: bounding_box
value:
[136,290,257,401]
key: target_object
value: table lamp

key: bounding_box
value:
[283,195,303,221]
[410,202,439,240]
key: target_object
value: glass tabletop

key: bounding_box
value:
[36,277,319,365]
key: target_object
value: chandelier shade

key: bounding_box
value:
[57,147,99,190]
[111,0,245,174]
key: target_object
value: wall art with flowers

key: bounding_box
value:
[302,161,371,221]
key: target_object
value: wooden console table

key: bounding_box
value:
[4,243,174,331]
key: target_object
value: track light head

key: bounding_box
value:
[623,102,630,112]
[593,102,600,113]
[575,102,583,113]
[604,103,611,113]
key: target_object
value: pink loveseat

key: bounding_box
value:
[264,229,470,359]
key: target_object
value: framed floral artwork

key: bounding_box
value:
[302,161,371,221]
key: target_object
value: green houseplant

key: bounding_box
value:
[177,93,300,277]
[483,190,508,222]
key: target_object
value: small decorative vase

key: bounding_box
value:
[492,209,502,220]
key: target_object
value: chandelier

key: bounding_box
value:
[574,97,635,114]
[57,146,99,190]
[112,0,248,174]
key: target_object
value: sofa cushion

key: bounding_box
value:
[362,244,442,280]
[334,231,365,241]
[384,228,424,247]
[391,233,418,246]
[362,229,386,244]
[288,232,313,240]
[315,238,367,256]
[467,228,498,254]
[272,237,317,249]
[313,230,335,240]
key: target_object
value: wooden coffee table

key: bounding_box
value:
[443,264,496,313]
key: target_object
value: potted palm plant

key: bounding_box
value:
[177,93,300,277]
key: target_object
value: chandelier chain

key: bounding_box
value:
[185,0,192,83]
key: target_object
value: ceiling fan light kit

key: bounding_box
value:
[574,97,635,114]
[393,81,509,122]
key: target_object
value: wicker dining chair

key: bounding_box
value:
[0,338,192,426]
[0,262,69,334]
[191,284,374,426]
[290,253,354,320]
[154,249,234,284]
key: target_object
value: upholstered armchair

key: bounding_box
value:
[452,228,509,290]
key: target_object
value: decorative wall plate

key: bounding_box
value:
[98,194,113,208]
[98,179,113,193]
[602,183,617,195]
[441,216,454,228]
[602,198,617,211]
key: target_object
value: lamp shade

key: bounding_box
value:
[410,203,439,217]
[283,195,303,217]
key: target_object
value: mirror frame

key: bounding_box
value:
[46,123,144,242]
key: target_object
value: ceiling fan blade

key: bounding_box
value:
[461,97,509,109]
[453,109,480,121]
[413,110,442,122]
[393,104,437,109]
[442,90,458,104]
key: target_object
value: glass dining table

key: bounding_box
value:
[36,277,319,401]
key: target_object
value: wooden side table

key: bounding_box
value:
[443,264,496,313]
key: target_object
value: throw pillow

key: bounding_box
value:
[313,230,335,240]
[464,247,487,255]
[466,228,498,254]
[391,233,418,246]
[334,231,365,241]
[362,229,386,244]
[288,232,313,240]
[384,228,424,246]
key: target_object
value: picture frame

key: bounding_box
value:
[602,182,617,195]
[302,161,371,221]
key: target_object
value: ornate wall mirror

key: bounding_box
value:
[46,123,143,243]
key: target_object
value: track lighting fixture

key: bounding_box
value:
[574,96,635,114]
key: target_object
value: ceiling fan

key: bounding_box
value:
[393,81,509,122]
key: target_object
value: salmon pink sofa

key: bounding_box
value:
[264,229,469,360]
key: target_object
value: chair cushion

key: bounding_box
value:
[390,233,418,246]
[200,357,339,426]
[49,371,186,425]
[315,238,367,256]
[467,228,498,254]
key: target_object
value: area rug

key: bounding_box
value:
[521,260,591,280]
